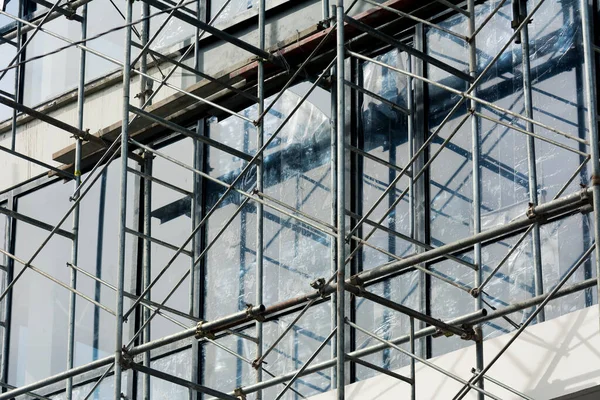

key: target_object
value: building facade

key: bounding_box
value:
[0,0,599,399]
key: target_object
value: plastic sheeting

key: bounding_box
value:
[201,86,331,397]
[427,0,594,358]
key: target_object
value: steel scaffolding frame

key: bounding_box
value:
[0,0,597,399]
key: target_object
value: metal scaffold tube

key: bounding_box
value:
[114,0,133,397]
[65,3,87,399]
[467,0,484,399]
[0,1,600,399]
[518,0,545,324]
[256,0,266,397]
[580,0,600,332]
[335,3,346,398]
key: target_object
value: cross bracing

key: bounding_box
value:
[0,0,598,399]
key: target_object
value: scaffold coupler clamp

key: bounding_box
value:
[348,276,365,296]
[526,202,536,220]
[580,187,593,213]
[234,387,247,400]
[310,277,327,298]
[195,321,216,340]
[119,346,134,370]
[469,287,480,298]
[245,303,266,322]
[459,325,479,342]
[432,324,454,339]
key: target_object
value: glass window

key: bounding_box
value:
[428,0,593,357]
[149,5,195,51]
[355,49,420,378]
[85,0,140,82]
[0,42,16,122]
[135,349,191,399]
[211,0,256,25]
[74,160,138,368]
[148,137,195,340]
[23,17,81,106]
[8,182,73,386]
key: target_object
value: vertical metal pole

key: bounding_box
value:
[519,0,545,323]
[413,23,428,359]
[329,6,338,388]
[255,0,266,398]
[1,0,22,389]
[191,3,206,399]
[142,155,152,400]
[409,316,415,400]
[467,1,484,398]
[336,4,346,399]
[322,0,330,23]
[66,4,88,399]
[10,0,22,152]
[140,2,152,399]
[115,0,133,397]
[580,0,600,330]
[0,195,15,391]
[407,54,414,253]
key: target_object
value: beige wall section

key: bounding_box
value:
[0,0,331,192]
[308,306,600,400]
[0,0,377,192]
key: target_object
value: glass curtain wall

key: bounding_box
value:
[0,0,597,398]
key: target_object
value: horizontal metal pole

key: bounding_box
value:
[347,285,472,338]
[434,0,469,16]
[344,79,410,115]
[2,191,595,399]
[140,0,272,61]
[346,354,413,385]
[29,0,83,21]
[344,15,474,82]
[223,309,487,398]
[1,309,488,400]
[472,369,534,400]
[126,166,193,197]
[131,42,259,103]
[354,188,592,286]
[348,50,589,147]
[1,0,93,40]
[475,111,588,157]
[0,94,105,147]
[0,207,75,240]
[0,249,116,316]
[347,320,503,400]
[66,262,200,322]
[346,209,476,270]
[361,0,469,41]
[130,362,238,400]
[0,144,76,180]
[0,381,52,400]
[125,227,193,257]
[129,106,254,162]
[0,357,113,400]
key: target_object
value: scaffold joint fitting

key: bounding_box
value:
[195,321,216,340]
[245,303,266,322]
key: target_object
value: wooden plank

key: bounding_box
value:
[52,0,452,170]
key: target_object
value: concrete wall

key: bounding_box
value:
[0,0,374,191]
[308,306,600,400]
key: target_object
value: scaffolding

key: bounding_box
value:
[0,0,597,398]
